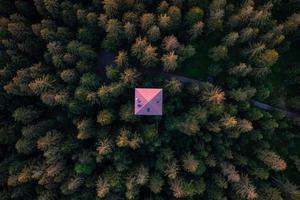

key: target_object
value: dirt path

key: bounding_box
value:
[96,50,299,119]
[143,70,300,119]
[250,100,299,118]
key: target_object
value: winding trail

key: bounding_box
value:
[142,69,300,119]
[250,100,299,118]
[96,51,299,119]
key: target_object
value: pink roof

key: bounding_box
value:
[135,88,163,115]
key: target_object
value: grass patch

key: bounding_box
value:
[176,39,215,80]
[269,43,300,98]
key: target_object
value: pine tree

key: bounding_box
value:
[97,138,113,156]
[158,14,172,31]
[208,45,228,61]
[131,37,147,59]
[115,51,128,68]
[157,1,169,13]
[164,160,179,180]
[124,22,136,42]
[221,115,237,129]
[223,32,239,46]
[163,35,180,52]
[147,25,161,43]
[161,52,178,71]
[120,103,137,123]
[186,7,204,25]
[102,0,118,18]
[220,162,241,183]
[169,178,185,198]
[257,149,287,171]
[165,78,182,95]
[141,45,158,67]
[13,106,41,124]
[228,63,252,77]
[96,176,110,198]
[254,49,279,67]
[140,13,155,31]
[244,43,266,60]
[149,173,164,194]
[44,0,60,18]
[60,69,78,83]
[182,153,199,173]
[167,6,181,31]
[274,177,300,200]
[283,13,300,34]
[105,65,119,80]
[104,19,123,49]
[135,165,149,185]
[76,118,96,140]
[97,110,115,126]
[123,11,139,24]
[239,27,259,43]
[201,85,225,105]
[179,117,200,136]
[250,3,272,27]
[120,68,140,88]
[189,21,204,41]
[15,137,35,154]
[233,175,258,200]
[28,75,55,95]
[207,0,226,31]
[37,130,62,151]
[98,14,107,29]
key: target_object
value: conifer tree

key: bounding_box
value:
[257,149,287,171]
[141,45,158,68]
[162,51,178,71]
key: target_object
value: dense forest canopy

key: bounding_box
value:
[0,0,300,199]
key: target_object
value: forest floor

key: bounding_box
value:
[96,50,115,74]
[175,39,213,80]
[268,43,300,107]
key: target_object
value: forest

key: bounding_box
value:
[0,0,300,199]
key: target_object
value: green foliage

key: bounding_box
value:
[13,106,41,124]
[165,78,182,95]
[208,45,228,62]
[255,49,279,67]
[0,1,299,200]
[74,163,95,175]
[186,7,204,25]
[161,52,178,71]
[15,137,35,154]
[147,25,161,43]
[80,73,101,90]
[194,160,206,176]
[0,0,15,15]
[97,109,115,126]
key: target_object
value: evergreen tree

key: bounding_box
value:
[0,1,299,199]
[165,78,182,95]
[97,110,115,126]
[131,37,147,59]
[208,45,228,61]
[140,13,155,31]
[189,21,204,41]
[257,149,287,171]
[163,35,180,52]
[141,45,158,68]
[161,52,178,71]
[115,51,128,68]
[147,25,161,43]
[186,7,204,26]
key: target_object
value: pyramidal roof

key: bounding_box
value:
[135,88,163,116]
